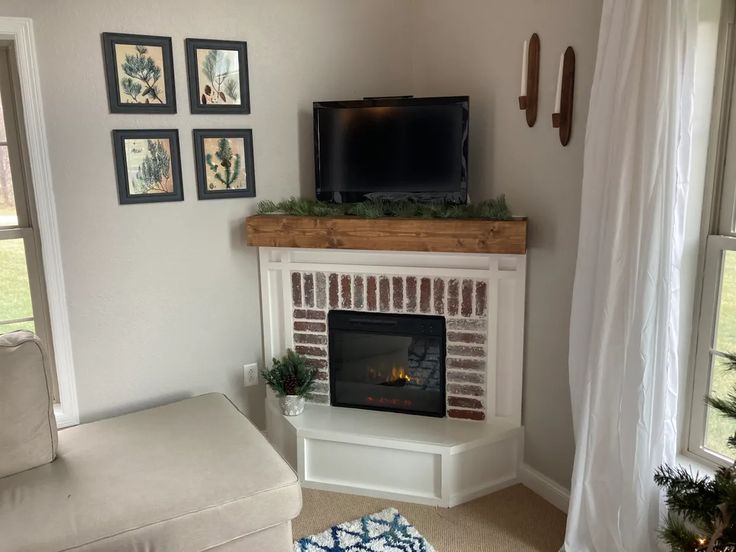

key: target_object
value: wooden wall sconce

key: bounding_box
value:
[552,47,575,146]
[518,33,540,127]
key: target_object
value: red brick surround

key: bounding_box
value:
[291,271,488,421]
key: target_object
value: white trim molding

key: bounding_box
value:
[0,17,78,427]
[260,246,528,506]
[519,463,570,513]
[258,247,527,424]
[267,397,523,508]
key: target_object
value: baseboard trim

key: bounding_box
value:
[518,463,570,513]
[449,475,519,508]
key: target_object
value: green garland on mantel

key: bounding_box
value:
[255,196,513,220]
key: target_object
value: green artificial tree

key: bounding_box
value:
[206,138,241,189]
[654,352,736,551]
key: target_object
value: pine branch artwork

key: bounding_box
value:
[120,45,164,104]
[200,49,239,105]
[224,78,239,102]
[120,77,142,102]
[133,139,172,194]
[205,138,242,190]
[655,352,736,551]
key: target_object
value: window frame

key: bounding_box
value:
[0,41,58,397]
[0,18,78,428]
[690,236,736,465]
[687,0,736,466]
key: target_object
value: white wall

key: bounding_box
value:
[0,0,605,490]
[410,0,603,488]
[0,0,414,427]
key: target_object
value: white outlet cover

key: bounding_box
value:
[243,363,258,387]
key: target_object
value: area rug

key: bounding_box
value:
[293,507,436,551]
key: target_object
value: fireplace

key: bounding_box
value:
[328,310,446,417]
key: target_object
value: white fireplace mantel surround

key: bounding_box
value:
[259,246,527,506]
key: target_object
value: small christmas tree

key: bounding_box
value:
[654,352,736,551]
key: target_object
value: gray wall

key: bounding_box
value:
[1,0,603,490]
[411,0,603,487]
[0,0,414,427]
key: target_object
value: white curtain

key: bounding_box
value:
[565,1,696,551]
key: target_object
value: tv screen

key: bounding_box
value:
[313,96,469,204]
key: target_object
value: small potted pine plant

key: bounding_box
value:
[261,349,317,416]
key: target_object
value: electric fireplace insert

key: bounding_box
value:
[328,310,446,417]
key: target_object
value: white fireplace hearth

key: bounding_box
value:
[258,246,526,506]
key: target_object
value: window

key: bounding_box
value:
[0,43,57,398]
[689,2,736,466]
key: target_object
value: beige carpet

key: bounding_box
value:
[293,484,566,551]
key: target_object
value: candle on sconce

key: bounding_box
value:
[554,53,564,113]
[520,40,529,97]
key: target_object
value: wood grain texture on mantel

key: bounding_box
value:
[246,215,527,254]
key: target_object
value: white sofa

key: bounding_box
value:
[0,332,302,551]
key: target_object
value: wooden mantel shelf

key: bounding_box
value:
[245,215,527,254]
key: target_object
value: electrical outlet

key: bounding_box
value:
[243,363,258,387]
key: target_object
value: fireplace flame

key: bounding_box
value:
[388,365,410,384]
[368,365,412,386]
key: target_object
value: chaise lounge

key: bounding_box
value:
[0,332,302,552]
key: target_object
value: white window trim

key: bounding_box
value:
[688,235,736,466]
[0,17,78,427]
[684,0,736,468]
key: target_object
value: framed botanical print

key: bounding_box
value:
[102,33,176,114]
[185,39,250,114]
[193,129,255,199]
[112,130,183,204]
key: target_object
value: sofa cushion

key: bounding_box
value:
[0,331,57,478]
[0,393,302,552]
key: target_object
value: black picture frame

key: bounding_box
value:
[112,129,183,204]
[185,39,251,114]
[102,33,176,114]
[193,129,256,199]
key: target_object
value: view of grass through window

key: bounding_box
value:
[0,89,32,334]
[0,232,35,334]
[705,250,736,460]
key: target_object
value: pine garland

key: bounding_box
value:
[655,352,736,551]
[255,196,513,220]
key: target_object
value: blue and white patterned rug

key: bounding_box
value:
[294,507,435,552]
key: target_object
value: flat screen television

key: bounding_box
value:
[313,96,469,204]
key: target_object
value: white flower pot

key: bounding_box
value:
[280,395,305,416]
